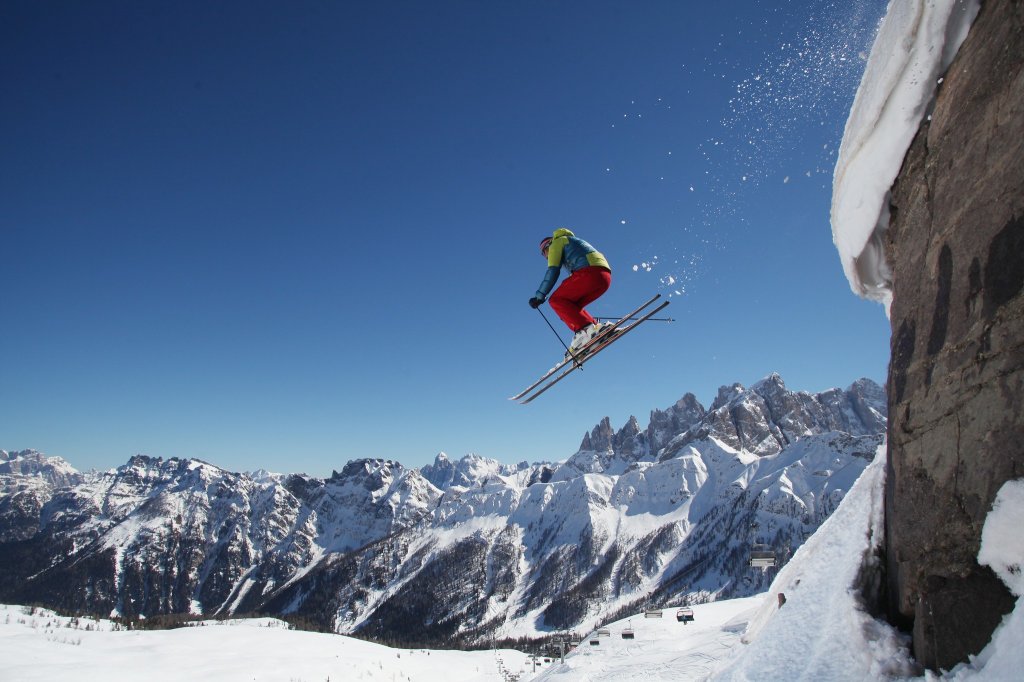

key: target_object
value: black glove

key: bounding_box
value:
[529,297,544,309]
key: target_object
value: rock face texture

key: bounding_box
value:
[884,0,1024,671]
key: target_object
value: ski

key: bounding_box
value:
[509,294,663,402]
[518,300,669,404]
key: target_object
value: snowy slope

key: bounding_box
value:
[541,449,1024,681]
[533,599,761,681]
[711,445,916,679]
[0,605,535,682]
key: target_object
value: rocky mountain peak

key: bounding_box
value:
[0,373,889,646]
[711,382,747,411]
[125,453,163,468]
[579,416,616,453]
[0,450,83,490]
[421,452,513,491]
[647,393,706,454]
[1,449,20,462]
[568,374,883,473]
[421,452,457,489]
[111,455,224,490]
[750,372,787,398]
[660,375,887,461]
[329,458,404,493]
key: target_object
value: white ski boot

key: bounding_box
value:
[565,322,613,360]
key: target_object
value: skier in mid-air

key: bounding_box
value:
[514,230,667,402]
[529,228,613,357]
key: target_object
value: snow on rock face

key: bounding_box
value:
[979,480,1024,598]
[830,0,980,311]
[948,479,1024,680]
[0,450,86,542]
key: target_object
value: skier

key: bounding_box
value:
[529,228,613,357]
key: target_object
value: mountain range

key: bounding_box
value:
[0,373,885,646]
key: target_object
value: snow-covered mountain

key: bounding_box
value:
[6,445,1021,682]
[0,374,885,646]
[0,449,85,542]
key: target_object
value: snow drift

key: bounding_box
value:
[830,0,980,312]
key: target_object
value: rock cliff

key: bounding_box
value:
[883,0,1023,670]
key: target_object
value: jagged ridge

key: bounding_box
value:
[0,374,885,645]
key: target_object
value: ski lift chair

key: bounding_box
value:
[749,544,777,569]
[676,607,694,623]
[621,628,635,639]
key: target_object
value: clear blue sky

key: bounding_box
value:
[1,0,890,476]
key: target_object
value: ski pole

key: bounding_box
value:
[594,316,674,323]
[536,307,584,367]
[536,307,571,354]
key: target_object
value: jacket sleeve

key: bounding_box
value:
[535,236,567,299]
[535,266,560,299]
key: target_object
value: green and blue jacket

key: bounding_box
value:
[535,228,610,300]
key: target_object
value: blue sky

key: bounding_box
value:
[1,0,890,476]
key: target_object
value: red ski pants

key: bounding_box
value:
[549,266,612,332]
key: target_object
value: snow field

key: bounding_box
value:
[534,598,761,681]
[0,607,535,682]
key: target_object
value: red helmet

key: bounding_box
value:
[539,236,553,254]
